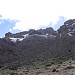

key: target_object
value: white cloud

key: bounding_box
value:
[0,16,3,24]
[9,29,13,32]
[0,0,75,31]
[0,22,2,24]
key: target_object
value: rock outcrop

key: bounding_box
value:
[1,19,75,65]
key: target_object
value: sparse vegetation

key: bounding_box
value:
[52,68,57,72]
[8,65,18,70]
[45,64,52,67]
[64,65,75,70]
[10,72,18,75]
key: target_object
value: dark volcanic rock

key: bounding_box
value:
[58,19,75,35]
[1,19,75,65]
[0,38,18,64]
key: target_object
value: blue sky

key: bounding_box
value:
[0,0,75,37]
[0,16,66,38]
[0,18,21,37]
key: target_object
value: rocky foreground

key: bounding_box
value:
[0,59,75,75]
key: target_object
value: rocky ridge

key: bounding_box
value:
[0,19,75,65]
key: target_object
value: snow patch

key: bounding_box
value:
[10,38,24,42]
[65,24,68,26]
[69,32,74,34]
[19,38,24,41]
[72,23,75,26]
[22,34,29,38]
[68,29,71,31]
[46,33,49,36]
[10,38,18,42]
[60,33,61,38]
[39,35,48,38]
[31,34,56,38]
[32,34,56,38]
[67,33,72,36]
[31,34,48,38]
[9,33,56,42]
[73,29,75,31]
[49,34,56,38]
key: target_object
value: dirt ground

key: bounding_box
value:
[0,59,75,75]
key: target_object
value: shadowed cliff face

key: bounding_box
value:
[0,19,75,65]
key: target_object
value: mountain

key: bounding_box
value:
[1,19,75,66]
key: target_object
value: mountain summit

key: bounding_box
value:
[1,19,75,65]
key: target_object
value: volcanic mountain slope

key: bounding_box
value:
[1,19,75,65]
[4,27,57,62]
[0,38,18,65]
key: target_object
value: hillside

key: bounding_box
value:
[0,19,75,75]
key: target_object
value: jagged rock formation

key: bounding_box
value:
[1,19,75,65]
